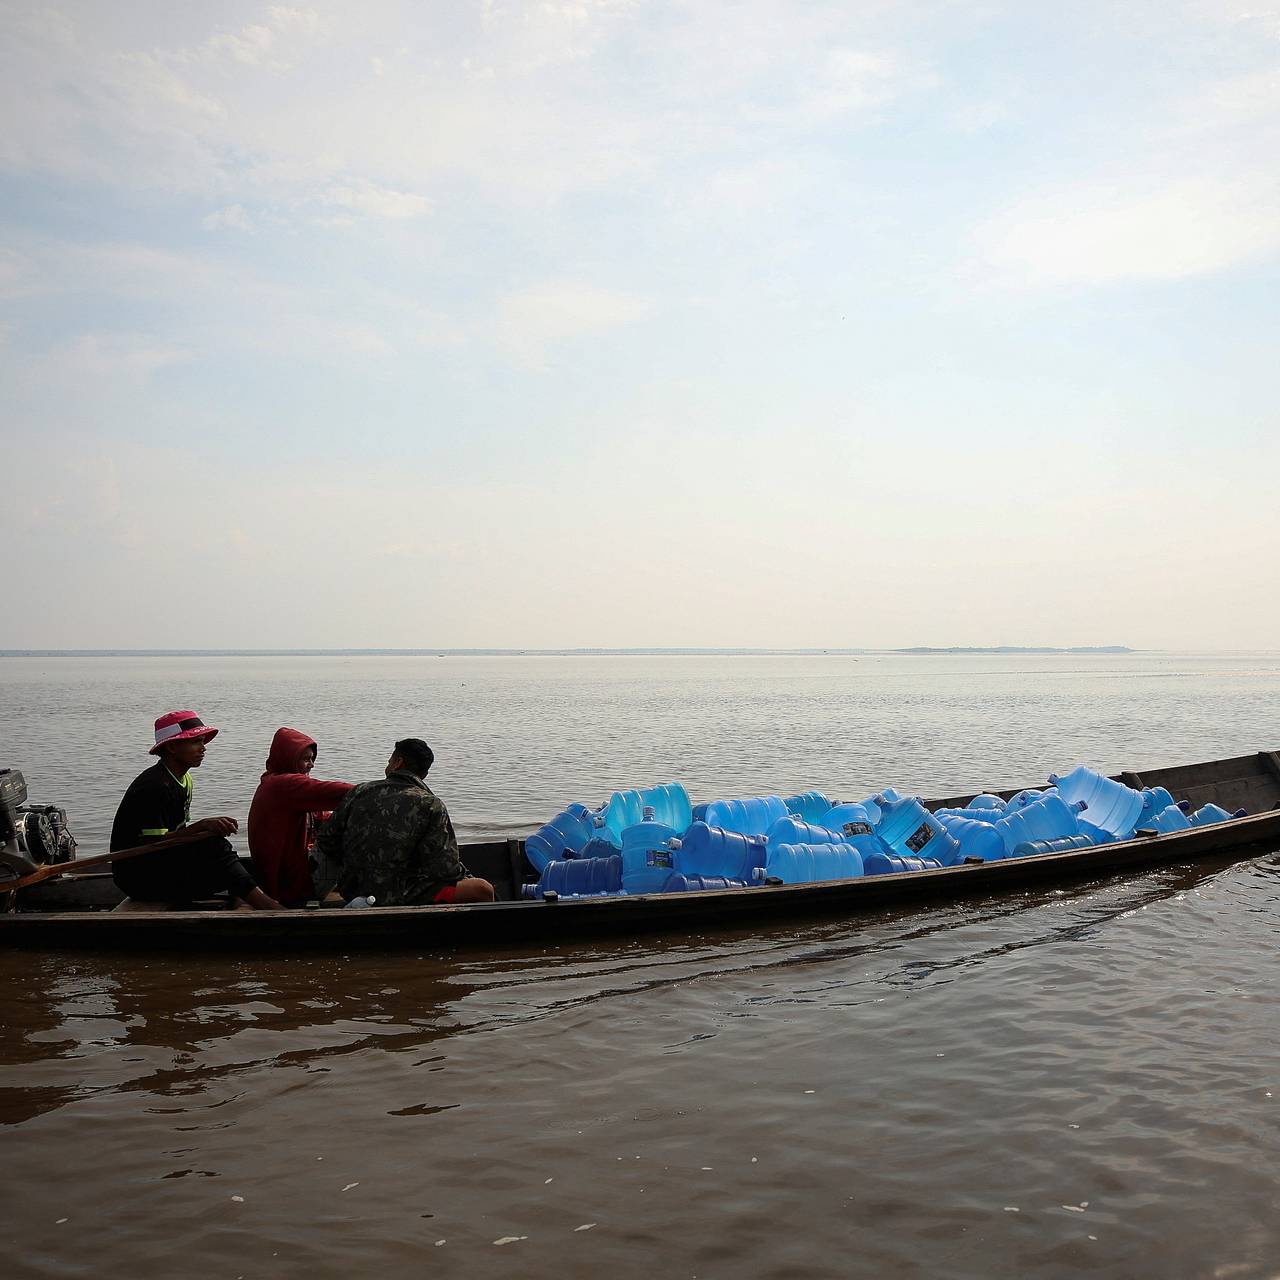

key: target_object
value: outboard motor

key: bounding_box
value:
[0,769,78,882]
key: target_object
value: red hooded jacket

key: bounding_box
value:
[247,728,353,905]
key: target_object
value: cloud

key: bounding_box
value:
[204,5,327,70]
[969,20,1280,290]
[0,248,37,299]
[51,333,194,384]
[496,281,652,366]
[0,3,935,221]
[322,181,432,219]
[202,203,255,232]
[974,175,1280,287]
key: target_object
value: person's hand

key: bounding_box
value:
[190,816,239,837]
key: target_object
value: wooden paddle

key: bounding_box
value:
[1,828,214,893]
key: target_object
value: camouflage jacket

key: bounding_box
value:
[313,771,467,905]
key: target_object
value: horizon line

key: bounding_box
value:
[1,645,1149,657]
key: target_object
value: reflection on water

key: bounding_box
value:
[3,855,1279,1279]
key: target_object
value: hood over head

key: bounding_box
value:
[264,727,318,775]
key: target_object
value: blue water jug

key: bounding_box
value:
[766,815,844,847]
[661,872,748,893]
[524,803,596,872]
[966,794,1007,812]
[640,782,694,835]
[873,794,961,865]
[584,811,622,850]
[1135,786,1177,827]
[1189,802,1246,826]
[1136,803,1192,834]
[935,813,1005,864]
[1078,817,1118,845]
[578,834,621,859]
[766,841,863,885]
[863,850,943,876]
[937,805,1019,825]
[529,853,624,898]
[1049,766,1144,838]
[600,790,646,842]
[1006,788,1059,812]
[767,815,880,864]
[818,802,879,842]
[1011,834,1094,857]
[702,795,789,836]
[620,807,679,894]
[784,790,835,824]
[995,794,1083,854]
[668,822,766,882]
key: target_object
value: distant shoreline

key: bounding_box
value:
[1,646,1137,658]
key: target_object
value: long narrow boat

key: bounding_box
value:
[4,750,1279,951]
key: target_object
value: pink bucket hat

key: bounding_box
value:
[149,710,219,755]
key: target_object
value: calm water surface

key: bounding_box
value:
[1,653,1278,1278]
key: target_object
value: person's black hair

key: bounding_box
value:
[393,737,434,777]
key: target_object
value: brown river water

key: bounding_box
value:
[2,652,1279,1278]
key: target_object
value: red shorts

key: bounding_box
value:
[432,884,457,904]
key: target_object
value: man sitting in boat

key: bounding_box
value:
[313,737,495,906]
[110,710,283,911]
[247,728,353,907]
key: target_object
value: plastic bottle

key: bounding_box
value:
[579,834,622,859]
[532,854,624,898]
[873,794,961,866]
[765,841,863,885]
[1135,787,1177,827]
[1189,803,1247,827]
[524,803,597,872]
[1078,818,1118,845]
[661,872,747,893]
[783,790,835,825]
[766,815,872,858]
[701,795,789,837]
[995,794,1084,854]
[843,789,899,828]
[863,851,943,876]
[936,805,1018,825]
[1005,788,1053,812]
[1136,803,1192,834]
[966,794,1007,813]
[818,802,878,842]
[668,822,767,882]
[1011,835,1094,857]
[935,813,1006,864]
[620,807,679,894]
[1048,766,1144,838]
[600,790,646,843]
[639,782,694,835]
[344,895,377,908]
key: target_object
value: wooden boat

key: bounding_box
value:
[3,750,1279,951]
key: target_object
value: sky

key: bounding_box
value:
[1,0,1278,650]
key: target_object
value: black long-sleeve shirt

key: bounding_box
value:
[110,762,255,901]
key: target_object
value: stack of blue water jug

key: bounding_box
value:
[520,767,1246,900]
